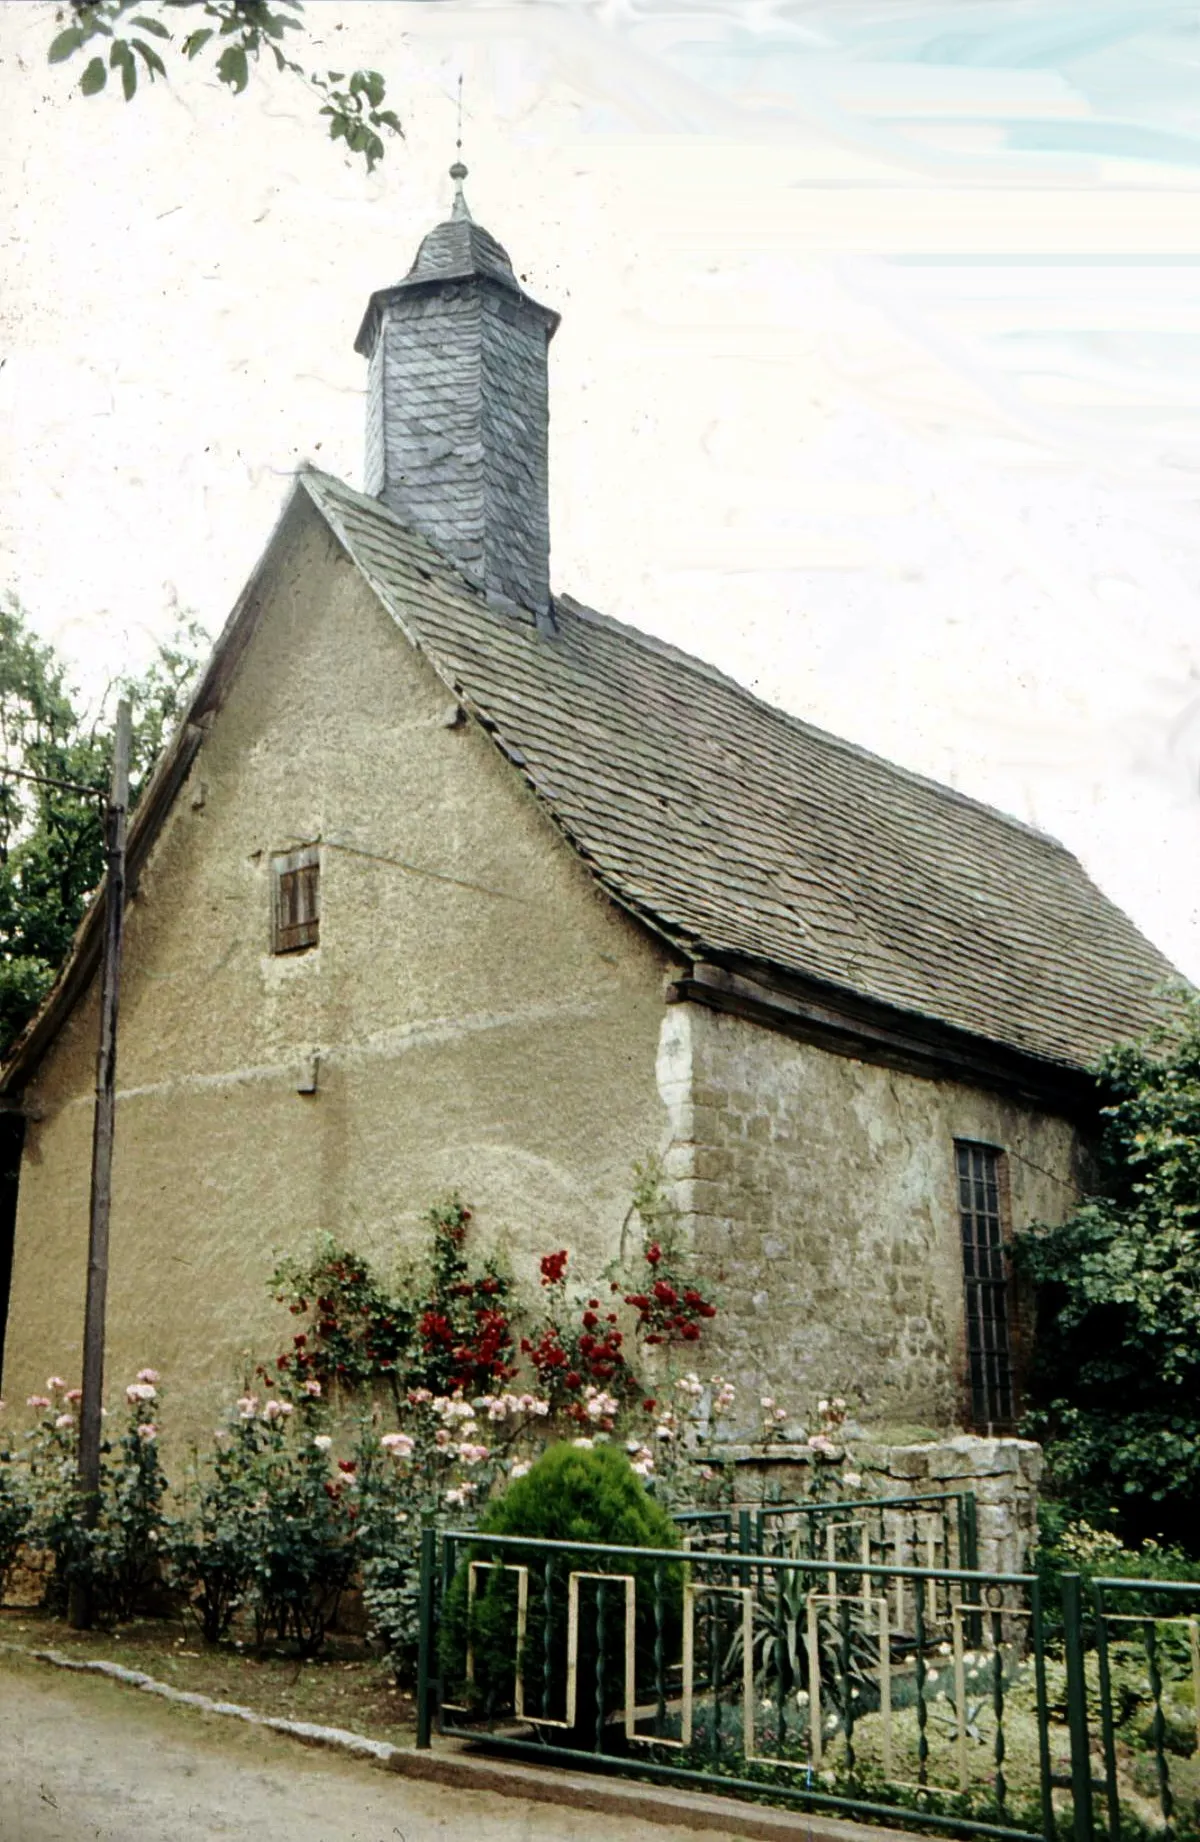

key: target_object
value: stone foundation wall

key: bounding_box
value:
[858,1434,1043,1576]
[723,1434,1043,1576]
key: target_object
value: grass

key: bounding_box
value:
[0,1605,417,1745]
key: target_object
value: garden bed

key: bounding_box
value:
[0,1605,417,1745]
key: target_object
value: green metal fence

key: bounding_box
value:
[1088,1574,1200,1841]
[754,1489,980,1578]
[420,1526,1056,1839]
[416,1531,1200,1840]
[672,1490,979,1578]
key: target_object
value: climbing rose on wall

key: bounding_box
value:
[521,1251,641,1420]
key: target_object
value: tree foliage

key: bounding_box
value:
[1017,991,1200,1551]
[0,597,206,1059]
[47,0,402,171]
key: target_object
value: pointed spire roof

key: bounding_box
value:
[354,164,558,356]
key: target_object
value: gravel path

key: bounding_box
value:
[0,1650,754,1842]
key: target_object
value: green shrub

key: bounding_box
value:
[0,1443,31,1603]
[252,1435,355,1656]
[441,1441,682,1734]
[1017,993,1200,1552]
[170,1395,353,1655]
[19,1378,167,1624]
[1033,1502,1200,1656]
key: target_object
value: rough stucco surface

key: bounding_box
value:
[655,1002,1082,1432]
[3,504,674,1451]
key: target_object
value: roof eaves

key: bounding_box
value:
[0,476,318,1097]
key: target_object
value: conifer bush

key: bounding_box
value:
[441,1441,682,1735]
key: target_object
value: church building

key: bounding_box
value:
[0,172,1175,1455]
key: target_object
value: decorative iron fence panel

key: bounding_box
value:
[1087,1574,1200,1842]
[754,1489,980,1580]
[421,1527,1058,1841]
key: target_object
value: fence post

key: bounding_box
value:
[738,1508,752,1555]
[960,1490,979,1575]
[1061,1571,1094,1842]
[416,1524,437,1750]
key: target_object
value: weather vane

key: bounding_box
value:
[450,71,470,220]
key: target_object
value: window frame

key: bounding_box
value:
[953,1138,1019,1434]
[271,843,321,956]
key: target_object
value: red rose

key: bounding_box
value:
[645,1243,662,1266]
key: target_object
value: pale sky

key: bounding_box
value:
[1,0,1198,986]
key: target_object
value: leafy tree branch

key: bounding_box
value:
[47,0,403,171]
[1017,988,1200,1552]
[0,597,207,1058]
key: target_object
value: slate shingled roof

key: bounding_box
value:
[302,468,1178,1076]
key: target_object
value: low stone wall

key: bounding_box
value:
[716,1434,1043,1577]
[857,1434,1043,1577]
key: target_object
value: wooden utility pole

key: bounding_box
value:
[70,698,132,1630]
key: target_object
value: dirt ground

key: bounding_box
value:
[0,1649,758,1842]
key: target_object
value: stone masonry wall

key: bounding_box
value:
[859,1435,1044,1577]
[657,1001,1083,1433]
[723,1435,1043,1576]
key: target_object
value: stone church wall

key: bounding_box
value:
[656,1001,1083,1435]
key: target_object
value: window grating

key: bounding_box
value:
[955,1141,1015,1431]
[273,845,320,954]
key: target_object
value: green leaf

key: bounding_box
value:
[110,39,138,101]
[260,9,301,39]
[372,109,402,137]
[131,38,167,79]
[79,56,108,95]
[363,70,384,108]
[182,27,214,58]
[216,43,249,93]
[48,26,85,64]
[130,15,171,37]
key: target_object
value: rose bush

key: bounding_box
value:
[6,1372,167,1623]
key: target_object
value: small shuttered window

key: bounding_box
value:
[955,1140,1016,1432]
[272,845,320,954]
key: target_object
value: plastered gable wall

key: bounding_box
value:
[656,1003,1082,1432]
[4,504,676,1447]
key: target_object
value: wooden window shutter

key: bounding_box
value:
[272,845,320,954]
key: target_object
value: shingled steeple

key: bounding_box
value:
[354,167,560,620]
